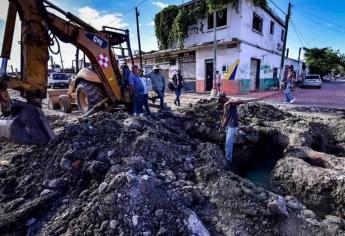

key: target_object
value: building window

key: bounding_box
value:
[170,59,176,66]
[207,8,227,29]
[281,29,285,41]
[270,21,275,34]
[252,13,263,33]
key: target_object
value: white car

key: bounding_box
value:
[303,74,322,89]
[48,73,71,88]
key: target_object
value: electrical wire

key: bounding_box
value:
[290,20,308,48]
[297,6,345,30]
[268,0,287,16]
[106,0,148,25]
[294,7,345,35]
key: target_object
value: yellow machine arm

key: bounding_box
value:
[0,0,129,144]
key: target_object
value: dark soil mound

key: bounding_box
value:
[0,102,343,235]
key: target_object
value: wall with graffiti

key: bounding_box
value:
[194,41,286,93]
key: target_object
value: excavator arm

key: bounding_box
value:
[0,0,128,145]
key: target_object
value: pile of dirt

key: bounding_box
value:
[0,101,344,235]
[272,148,345,219]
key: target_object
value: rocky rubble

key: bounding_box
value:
[0,100,344,235]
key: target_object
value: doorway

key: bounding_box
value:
[205,59,213,91]
[250,58,261,90]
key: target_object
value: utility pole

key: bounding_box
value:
[279,2,292,90]
[135,7,143,69]
[297,47,302,80]
[59,50,64,72]
[49,56,54,70]
[75,48,79,73]
[210,10,218,97]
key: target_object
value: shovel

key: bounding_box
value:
[0,101,54,145]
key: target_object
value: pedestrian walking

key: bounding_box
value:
[216,71,222,94]
[172,70,184,106]
[221,97,261,167]
[283,65,296,104]
[145,64,166,111]
[128,65,145,116]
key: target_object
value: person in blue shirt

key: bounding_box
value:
[128,65,145,115]
[145,64,166,111]
[138,68,150,115]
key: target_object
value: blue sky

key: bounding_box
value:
[1,0,345,69]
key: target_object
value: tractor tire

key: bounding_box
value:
[59,95,72,113]
[76,80,104,113]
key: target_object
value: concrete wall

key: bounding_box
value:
[183,0,284,54]
[195,42,281,93]
[239,43,281,91]
[184,4,242,48]
[183,0,286,94]
[240,0,284,54]
[195,46,240,93]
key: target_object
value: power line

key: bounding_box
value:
[268,0,287,16]
[294,7,345,35]
[106,0,148,25]
[290,20,308,48]
[290,19,308,45]
[123,0,148,15]
[297,6,344,29]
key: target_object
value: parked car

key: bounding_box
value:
[48,73,71,88]
[302,74,322,89]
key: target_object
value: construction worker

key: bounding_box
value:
[128,65,145,116]
[221,97,261,167]
[138,68,150,115]
[145,65,166,111]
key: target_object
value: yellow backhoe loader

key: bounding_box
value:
[0,0,135,145]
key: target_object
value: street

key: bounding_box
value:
[264,81,345,109]
[164,81,345,110]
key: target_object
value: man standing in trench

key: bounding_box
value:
[221,96,261,167]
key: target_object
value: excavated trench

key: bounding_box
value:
[183,118,289,191]
[235,131,289,189]
[305,123,345,157]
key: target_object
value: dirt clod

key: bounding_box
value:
[0,100,345,235]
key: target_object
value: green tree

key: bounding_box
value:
[304,47,345,77]
[154,5,179,50]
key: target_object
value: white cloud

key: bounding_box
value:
[152,1,169,9]
[77,6,128,30]
[148,21,155,27]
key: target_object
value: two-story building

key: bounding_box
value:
[182,0,286,93]
[125,0,293,94]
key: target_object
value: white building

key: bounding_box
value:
[128,0,302,94]
[182,0,286,93]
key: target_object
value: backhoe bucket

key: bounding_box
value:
[0,102,54,145]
